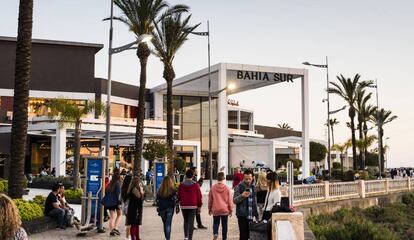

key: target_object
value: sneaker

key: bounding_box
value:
[213,234,218,240]
[198,225,208,230]
[110,231,116,237]
[113,229,121,236]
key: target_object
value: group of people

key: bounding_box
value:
[390,168,414,179]
[44,183,80,229]
[155,167,282,240]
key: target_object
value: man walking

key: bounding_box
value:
[178,169,203,240]
[191,167,207,230]
[233,169,258,240]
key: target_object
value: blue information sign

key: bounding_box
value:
[85,158,104,225]
[155,162,165,192]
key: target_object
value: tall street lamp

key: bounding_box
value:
[367,80,381,176]
[106,0,152,165]
[191,21,215,188]
[302,57,331,175]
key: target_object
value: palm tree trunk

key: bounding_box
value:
[134,43,150,175]
[331,125,335,147]
[8,0,33,199]
[73,121,81,189]
[164,65,176,177]
[363,121,369,162]
[379,127,385,175]
[350,109,357,170]
[358,117,364,170]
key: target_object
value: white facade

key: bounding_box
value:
[151,62,310,177]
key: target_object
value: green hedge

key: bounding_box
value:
[64,188,83,199]
[29,176,73,189]
[0,179,8,192]
[14,198,44,221]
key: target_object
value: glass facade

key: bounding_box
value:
[163,95,218,174]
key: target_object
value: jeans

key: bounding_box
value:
[159,208,174,240]
[182,209,196,240]
[237,217,252,240]
[196,212,203,227]
[48,208,66,228]
[213,215,228,240]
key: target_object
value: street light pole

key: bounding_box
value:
[325,56,331,176]
[302,57,331,176]
[368,80,381,176]
[106,0,114,169]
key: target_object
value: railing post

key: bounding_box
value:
[408,178,411,191]
[324,181,330,200]
[385,178,389,194]
[359,180,366,198]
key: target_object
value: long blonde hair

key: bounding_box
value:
[256,171,268,188]
[0,194,22,240]
[158,176,174,198]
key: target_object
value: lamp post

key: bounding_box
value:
[385,137,390,170]
[302,57,331,175]
[367,80,381,176]
[191,21,214,187]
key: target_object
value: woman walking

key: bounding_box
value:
[255,171,268,221]
[262,172,281,221]
[103,170,123,236]
[0,194,28,240]
[156,176,178,240]
[127,175,144,240]
[208,172,233,240]
[121,174,133,240]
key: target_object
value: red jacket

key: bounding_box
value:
[233,172,243,188]
[178,180,202,209]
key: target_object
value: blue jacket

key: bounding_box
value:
[103,183,121,207]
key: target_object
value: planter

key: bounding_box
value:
[22,216,56,235]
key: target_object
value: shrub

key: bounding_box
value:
[30,176,72,189]
[357,171,369,180]
[64,188,83,199]
[342,170,355,181]
[331,169,343,180]
[332,162,341,169]
[310,141,327,162]
[13,199,44,221]
[0,179,8,192]
[402,192,414,205]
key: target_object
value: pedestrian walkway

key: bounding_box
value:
[29,191,240,240]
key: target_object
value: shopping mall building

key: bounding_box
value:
[0,36,310,178]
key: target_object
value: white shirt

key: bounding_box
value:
[264,188,281,211]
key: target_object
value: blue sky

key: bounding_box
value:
[1,0,413,167]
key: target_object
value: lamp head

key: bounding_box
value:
[302,62,311,66]
[227,82,236,91]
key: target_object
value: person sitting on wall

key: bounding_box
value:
[45,183,70,229]
[57,184,80,228]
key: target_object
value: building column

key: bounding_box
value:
[51,127,67,176]
[217,64,229,174]
[193,143,201,178]
[301,71,310,177]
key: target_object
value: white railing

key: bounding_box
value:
[365,180,386,194]
[329,181,359,198]
[293,183,325,202]
[292,178,413,206]
[389,179,408,191]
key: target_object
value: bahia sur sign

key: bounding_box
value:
[235,70,294,82]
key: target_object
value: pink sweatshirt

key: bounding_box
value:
[208,182,233,216]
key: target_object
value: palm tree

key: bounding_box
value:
[8,0,33,199]
[46,99,105,189]
[328,74,372,170]
[151,10,199,176]
[326,118,339,146]
[355,88,372,169]
[111,0,187,174]
[277,123,293,130]
[360,104,376,164]
[370,108,397,173]
[332,142,349,173]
